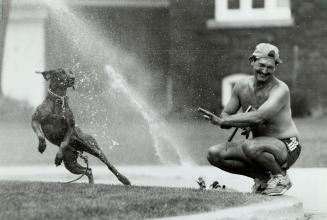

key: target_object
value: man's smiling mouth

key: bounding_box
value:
[257,71,270,78]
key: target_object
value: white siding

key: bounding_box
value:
[2,3,47,107]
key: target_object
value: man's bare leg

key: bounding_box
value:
[207,141,270,180]
[241,137,288,175]
[241,137,292,195]
[207,137,291,194]
[207,141,271,193]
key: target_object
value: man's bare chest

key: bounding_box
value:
[239,88,270,110]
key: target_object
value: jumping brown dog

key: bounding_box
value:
[31,68,131,185]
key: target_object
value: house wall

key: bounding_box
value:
[169,0,327,115]
[1,1,47,107]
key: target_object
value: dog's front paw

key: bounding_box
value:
[55,150,64,166]
[38,139,47,153]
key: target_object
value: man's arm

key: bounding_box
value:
[217,82,241,129]
[219,85,288,128]
[221,83,241,117]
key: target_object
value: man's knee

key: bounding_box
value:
[207,144,226,166]
[242,141,261,159]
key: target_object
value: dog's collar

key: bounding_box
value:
[47,89,67,100]
[47,89,68,113]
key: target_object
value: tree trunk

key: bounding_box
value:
[0,0,11,96]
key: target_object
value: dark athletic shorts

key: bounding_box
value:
[280,137,302,170]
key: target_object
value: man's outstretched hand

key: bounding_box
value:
[210,114,222,125]
[198,107,222,125]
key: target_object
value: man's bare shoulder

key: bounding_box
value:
[234,76,253,90]
[273,78,290,94]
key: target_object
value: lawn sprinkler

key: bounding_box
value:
[196,177,206,190]
[210,181,220,189]
[209,181,226,190]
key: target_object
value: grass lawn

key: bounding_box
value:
[0,181,270,220]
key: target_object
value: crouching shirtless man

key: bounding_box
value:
[207,43,301,195]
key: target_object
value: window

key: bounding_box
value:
[252,0,264,8]
[207,0,294,28]
[228,0,240,9]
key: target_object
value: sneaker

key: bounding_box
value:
[251,178,268,193]
[261,174,292,196]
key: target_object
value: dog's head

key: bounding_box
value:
[36,68,75,90]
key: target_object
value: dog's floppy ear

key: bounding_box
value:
[36,70,52,81]
[42,72,52,81]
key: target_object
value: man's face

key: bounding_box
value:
[252,58,276,83]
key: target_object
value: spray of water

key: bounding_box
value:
[106,66,196,165]
[40,0,194,165]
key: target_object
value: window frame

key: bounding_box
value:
[207,0,294,29]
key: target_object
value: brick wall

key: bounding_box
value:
[169,0,327,115]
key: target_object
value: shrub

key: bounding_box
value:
[0,96,34,123]
[290,91,311,118]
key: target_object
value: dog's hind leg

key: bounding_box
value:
[73,128,131,185]
[85,144,130,185]
[63,148,94,184]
